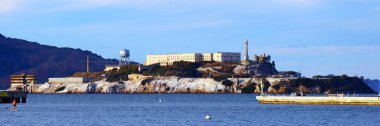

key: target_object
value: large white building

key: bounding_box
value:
[145,52,241,66]
[48,77,92,84]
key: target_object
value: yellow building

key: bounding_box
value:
[145,52,241,66]
[11,74,37,85]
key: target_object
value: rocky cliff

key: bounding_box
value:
[19,77,227,94]
[10,76,374,94]
[233,62,278,76]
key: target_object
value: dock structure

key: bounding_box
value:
[0,91,28,103]
[256,96,380,106]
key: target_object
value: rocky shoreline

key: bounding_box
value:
[9,76,375,94]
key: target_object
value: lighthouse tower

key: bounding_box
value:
[243,39,249,61]
[241,39,251,65]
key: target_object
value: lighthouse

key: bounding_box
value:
[243,39,249,62]
[241,39,251,65]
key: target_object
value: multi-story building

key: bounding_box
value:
[48,77,92,84]
[201,53,213,61]
[145,52,241,66]
[212,52,241,62]
[11,74,37,85]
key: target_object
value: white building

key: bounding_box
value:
[145,52,241,66]
[48,77,91,84]
[213,52,241,62]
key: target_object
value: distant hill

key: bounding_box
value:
[0,33,125,89]
[365,79,380,92]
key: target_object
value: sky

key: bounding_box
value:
[0,0,379,79]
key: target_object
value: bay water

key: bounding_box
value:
[1,94,379,126]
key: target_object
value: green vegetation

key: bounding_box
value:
[240,79,257,94]
[106,65,139,82]
[106,61,241,82]
[141,78,154,86]
[241,83,256,93]
[272,83,281,91]
[221,79,234,87]
[106,61,208,82]
[212,74,233,82]
[290,75,373,93]
[263,81,271,92]
[142,61,207,77]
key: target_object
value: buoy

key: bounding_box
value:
[159,99,162,103]
[205,115,211,120]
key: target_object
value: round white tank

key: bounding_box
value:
[120,49,130,57]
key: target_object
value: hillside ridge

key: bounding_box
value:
[0,33,119,89]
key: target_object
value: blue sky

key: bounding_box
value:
[0,0,379,79]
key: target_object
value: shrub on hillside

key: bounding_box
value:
[143,61,207,77]
[221,79,234,86]
[106,65,139,82]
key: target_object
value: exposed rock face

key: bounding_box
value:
[9,76,374,94]
[16,77,271,94]
[233,62,278,76]
[19,77,228,94]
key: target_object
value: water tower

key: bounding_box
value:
[119,49,130,66]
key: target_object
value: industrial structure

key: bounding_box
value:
[119,49,130,66]
[103,49,131,71]
[145,52,241,66]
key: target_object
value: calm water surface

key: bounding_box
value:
[1,94,379,126]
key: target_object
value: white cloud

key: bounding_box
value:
[0,0,21,12]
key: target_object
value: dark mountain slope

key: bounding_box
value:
[0,33,119,89]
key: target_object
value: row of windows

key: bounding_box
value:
[223,59,241,62]
[149,56,240,60]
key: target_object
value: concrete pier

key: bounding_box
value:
[256,96,380,105]
[0,91,28,103]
